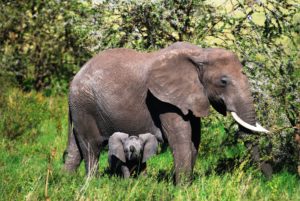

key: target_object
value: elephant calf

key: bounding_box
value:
[108,132,158,178]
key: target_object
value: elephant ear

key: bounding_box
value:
[108,132,129,163]
[139,133,158,163]
[148,49,210,117]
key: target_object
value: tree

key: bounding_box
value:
[0,0,100,92]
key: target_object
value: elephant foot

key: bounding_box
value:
[63,149,82,173]
[174,171,192,186]
[83,153,101,177]
[172,143,194,185]
[260,161,273,179]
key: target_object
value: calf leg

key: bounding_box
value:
[121,165,130,178]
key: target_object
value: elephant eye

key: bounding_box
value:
[220,76,228,87]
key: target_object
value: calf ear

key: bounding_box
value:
[139,133,158,163]
[108,132,129,163]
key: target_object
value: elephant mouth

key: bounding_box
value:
[209,98,227,116]
[127,152,140,161]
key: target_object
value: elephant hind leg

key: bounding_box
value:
[75,114,102,176]
[63,128,82,172]
[79,139,101,177]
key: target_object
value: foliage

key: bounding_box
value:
[0,0,100,92]
[94,0,206,50]
[0,88,47,139]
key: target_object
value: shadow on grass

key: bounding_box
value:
[156,169,174,183]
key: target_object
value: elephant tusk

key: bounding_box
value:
[231,112,270,133]
[255,122,270,133]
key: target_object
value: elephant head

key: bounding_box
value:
[148,42,268,133]
[108,132,158,163]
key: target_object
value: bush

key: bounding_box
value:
[0,88,48,139]
[0,1,98,92]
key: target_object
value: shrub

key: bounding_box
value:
[0,88,48,139]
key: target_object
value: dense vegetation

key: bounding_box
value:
[0,0,299,200]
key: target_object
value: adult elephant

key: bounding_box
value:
[63,42,269,183]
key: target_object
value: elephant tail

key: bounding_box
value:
[68,104,73,141]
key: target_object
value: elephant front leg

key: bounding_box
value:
[172,142,194,184]
[160,112,194,184]
[121,165,130,178]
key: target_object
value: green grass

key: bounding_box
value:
[0,89,299,201]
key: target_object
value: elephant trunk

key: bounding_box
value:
[236,98,256,125]
[231,96,269,133]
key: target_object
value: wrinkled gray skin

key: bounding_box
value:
[108,132,158,178]
[64,42,266,183]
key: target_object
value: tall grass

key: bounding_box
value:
[0,88,299,200]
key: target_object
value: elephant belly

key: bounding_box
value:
[95,101,160,139]
[107,108,156,134]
